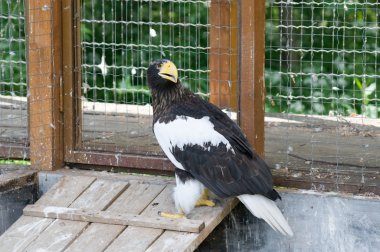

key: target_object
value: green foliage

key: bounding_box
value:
[0,159,30,165]
[0,0,27,97]
[80,0,209,104]
[265,1,379,117]
[1,0,378,118]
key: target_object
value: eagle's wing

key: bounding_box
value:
[155,95,277,199]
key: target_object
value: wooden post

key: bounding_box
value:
[209,0,238,110]
[27,0,63,170]
[238,0,266,157]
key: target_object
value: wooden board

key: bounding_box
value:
[0,173,237,252]
[23,205,205,233]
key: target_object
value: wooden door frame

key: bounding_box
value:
[59,0,265,170]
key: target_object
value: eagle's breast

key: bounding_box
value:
[153,115,235,170]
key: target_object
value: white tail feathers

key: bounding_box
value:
[238,194,294,236]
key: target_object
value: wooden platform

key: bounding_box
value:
[0,173,237,252]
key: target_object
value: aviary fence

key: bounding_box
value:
[0,0,378,195]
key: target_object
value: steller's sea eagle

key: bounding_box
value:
[147,59,293,236]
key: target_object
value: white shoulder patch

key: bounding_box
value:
[154,116,234,170]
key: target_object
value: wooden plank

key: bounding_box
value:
[23,205,204,233]
[62,0,82,161]
[0,216,53,252]
[103,183,166,252]
[140,184,176,216]
[105,185,174,252]
[60,223,125,252]
[36,175,96,207]
[146,231,198,252]
[24,219,88,252]
[0,169,36,192]
[62,176,129,252]
[107,182,165,213]
[26,0,63,170]
[70,179,129,210]
[146,198,239,252]
[238,0,266,157]
[67,150,174,172]
[104,227,163,252]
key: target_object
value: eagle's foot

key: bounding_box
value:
[196,199,215,207]
[196,188,215,207]
[158,211,185,219]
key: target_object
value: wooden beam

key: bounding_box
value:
[209,0,238,110]
[238,0,266,157]
[62,0,82,161]
[26,0,64,170]
[23,204,205,233]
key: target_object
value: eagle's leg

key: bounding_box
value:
[195,188,215,207]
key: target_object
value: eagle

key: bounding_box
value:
[147,59,293,236]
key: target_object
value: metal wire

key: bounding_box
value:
[80,0,210,153]
[266,1,379,117]
[0,0,28,161]
[266,0,379,193]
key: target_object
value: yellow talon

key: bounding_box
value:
[196,188,215,207]
[159,211,185,219]
[196,199,215,207]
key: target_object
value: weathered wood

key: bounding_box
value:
[26,0,64,170]
[0,169,36,192]
[63,177,129,252]
[0,216,53,252]
[62,0,82,162]
[105,226,163,252]
[1,172,244,251]
[65,223,125,252]
[209,0,238,110]
[36,175,96,207]
[102,183,166,251]
[140,184,176,216]
[238,0,266,157]
[24,219,88,252]
[107,182,165,213]
[23,204,205,233]
[70,179,129,210]
[146,197,239,252]
[146,231,198,252]
[106,185,176,251]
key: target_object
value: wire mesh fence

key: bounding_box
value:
[0,0,378,193]
[265,0,379,193]
[79,0,212,155]
[0,0,28,161]
[266,0,379,117]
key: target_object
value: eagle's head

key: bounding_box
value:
[147,59,179,90]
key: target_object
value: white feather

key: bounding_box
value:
[238,194,294,236]
[174,175,204,214]
[154,115,235,170]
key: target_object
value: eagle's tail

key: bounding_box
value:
[238,194,294,236]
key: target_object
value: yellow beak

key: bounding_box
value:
[158,61,178,83]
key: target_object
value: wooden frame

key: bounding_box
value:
[60,0,265,170]
[209,0,265,157]
[238,0,266,157]
[26,0,63,170]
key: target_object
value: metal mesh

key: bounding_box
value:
[266,1,379,117]
[0,0,28,161]
[265,1,379,193]
[80,0,210,154]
